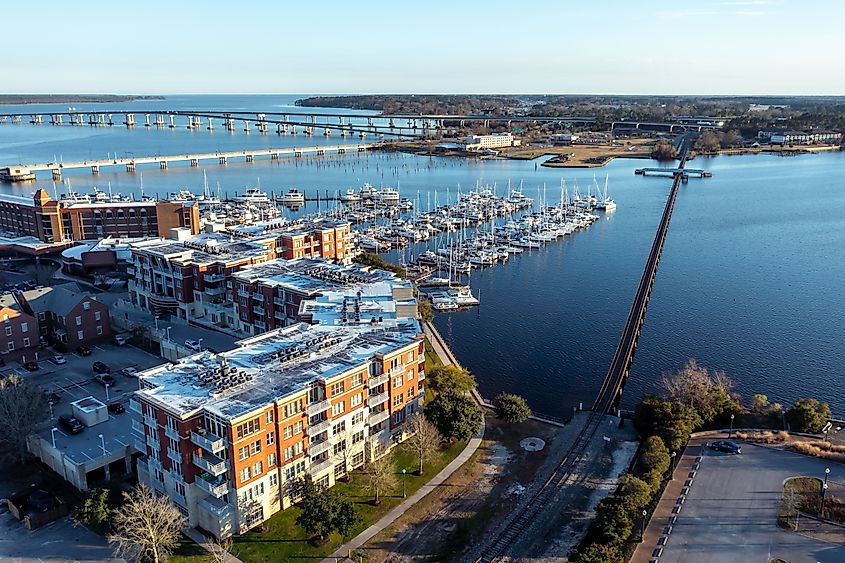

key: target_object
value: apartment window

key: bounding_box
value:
[330,381,344,396]
[250,439,262,455]
[283,425,293,440]
[20,322,27,333]
[23,337,30,347]
[77,330,84,340]
[94,311,101,321]
[4,326,10,337]
[269,473,278,487]
[408,368,414,380]
[236,417,261,439]
[268,452,276,467]
[408,386,415,398]
[295,441,304,456]
[352,430,365,444]
[252,461,263,476]
[352,452,364,467]
[334,463,346,479]
[393,393,404,406]
[266,431,275,446]
[332,421,346,435]
[266,411,273,424]
[75,316,82,326]
[350,393,363,408]
[96,325,103,335]
[351,373,363,387]
[393,375,403,388]
[407,350,414,362]
[333,441,346,455]
[331,402,345,416]
[7,342,14,352]
[38,312,45,321]
[284,399,304,418]
[284,446,293,461]
[351,411,364,426]
[285,461,306,481]
[394,412,404,425]
[83,301,91,311]
[238,446,249,461]
[240,467,252,482]
[406,403,416,416]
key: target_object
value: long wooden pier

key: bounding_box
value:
[0,144,377,182]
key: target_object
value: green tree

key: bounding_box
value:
[417,297,434,323]
[615,474,653,512]
[73,487,113,532]
[594,497,633,546]
[424,389,483,442]
[751,393,770,413]
[295,475,361,544]
[353,252,406,279]
[425,365,477,396]
[572,543,622,563]
[493,393,532,423]
[638,435,670,476]
[785,398,831,433]
[633,395,697,452]
[660,359,739,425]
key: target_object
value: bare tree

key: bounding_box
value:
[208,536,233,563]
[405,413,441,475]
[0,374,48,462]
[365,451,397,505]
[109,485,187,563]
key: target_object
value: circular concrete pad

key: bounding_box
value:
[520,437,546,452]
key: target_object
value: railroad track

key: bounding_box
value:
[474,136,695,562]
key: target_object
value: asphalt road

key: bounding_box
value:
[653,437,845,563]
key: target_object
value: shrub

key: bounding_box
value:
[785,398,831,433]
[638,435,670,475]
[571,543,622,563]
[424,389,483,442]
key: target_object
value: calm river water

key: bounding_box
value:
[1,95,842,417]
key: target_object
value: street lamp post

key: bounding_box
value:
[98,433,107,456]
[670,451,677,480]
[198,338,203,352]
[640,509,647,542]
[402,469,407,498]
[105,383,110,402]
[729,413,735,438]
[51,427,58,449]
[821,467,831,518]
[166,326,171,341]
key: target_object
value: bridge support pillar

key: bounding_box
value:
[126,163,136,172]
[56,115,64,125]
[159,161,167,169]
[51,169,61,180]
[144,114,151,127]
[290,126,297,135]
[168,115,175,128]
[324,128,331,136]
[155,115,166,127]
[245,155,253,163]
[243,120,250,133]
[225,119,235,132]
[317,149,324,155]
[219,156,227,165]
[91,165,99,175]
[359,131,366,139]
[257,121,267,133]
[190,159,198,167]
[207,117,214,130]
[270,153,278,160]
[388,118,395,128]
[338,148,345,154]
[341,129,348,137]
[124,113,136,127]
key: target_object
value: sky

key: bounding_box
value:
[4,0,843,95]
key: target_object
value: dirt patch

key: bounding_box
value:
[362,414,566,562]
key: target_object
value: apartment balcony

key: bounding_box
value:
[308,458,333,477]
[238,290,250,299]
[252,306,265,316]
[126,266,135,275]
[165,426,180,441]
[274,310,285,321]
[199,496,232,520]
[146,434,159,448]
[130,399,142,414]
[133,437,147,453]
[191,430,225,453]
[205,285,226,296]
[254,320,266,331]
[131,419,144,436]
[388,364,405,377]
[309,438,332,457]
[307,419,331,437]
[143,414,157,428]
[368,373,388,388]
[195,474,229,498]
[306,399,332,417]
[368,392,389,408]
[273,297,286,307]
[368,410,390,427]
[418,370,425,382]
[136,455,148,474]
[193,450,228,476]
[166,448,182,464]
[205,273,225,283]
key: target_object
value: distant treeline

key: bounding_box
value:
[0,94,164,105]
[297,94,845,137]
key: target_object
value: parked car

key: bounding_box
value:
[710,440,742,454]
[120,367,138,378]
[107,402,125,414]
[58,414,84,434]
[94,373,116,386]
[184,339,201,351]
[52,355,67,365]
[22,361,39,372]
[113,334,129,346]
[77,346,92,356]
[92,361,111,374]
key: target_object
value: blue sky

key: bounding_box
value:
[5,0,842,95]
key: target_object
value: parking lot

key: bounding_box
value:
[635,435,845,563]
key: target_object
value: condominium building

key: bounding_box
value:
[274,220,351,263]
[128,232,277,326]
[230,257,417,335]
[133,317,425,538]
[0,189,200,244]
[757,130,843,145]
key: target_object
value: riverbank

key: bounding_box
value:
[0,94,164,105]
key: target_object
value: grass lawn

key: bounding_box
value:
[174,440,467,562]
[424,337,443,369]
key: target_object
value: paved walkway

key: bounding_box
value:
[183,526,243,563]
[322,322,486,562]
